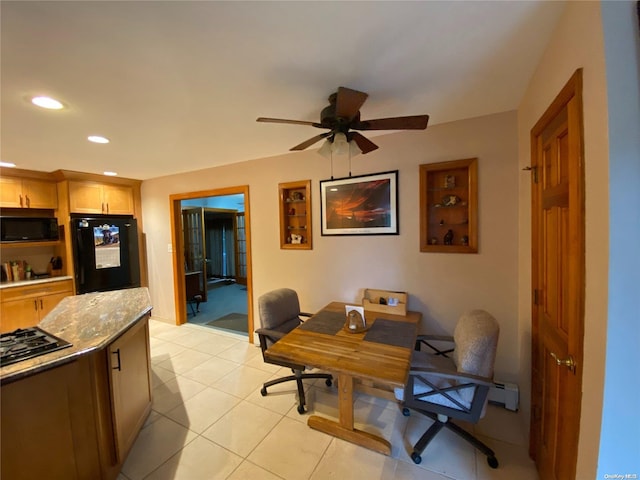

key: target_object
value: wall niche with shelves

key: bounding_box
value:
[279,180,312,250]
[420,158,478,253]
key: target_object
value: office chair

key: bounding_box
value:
[395,309,500,468]
[256,288,333,414]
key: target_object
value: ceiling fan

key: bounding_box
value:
[257,87,429,155]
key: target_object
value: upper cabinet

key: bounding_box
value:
[69,181,134,215]
[0,177,58,209]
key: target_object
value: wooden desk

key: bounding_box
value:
[265,301,421,455]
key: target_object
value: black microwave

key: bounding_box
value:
[0,217,59,242]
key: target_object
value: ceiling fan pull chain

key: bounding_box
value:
[348,150,352,178]
[330,150,334,180]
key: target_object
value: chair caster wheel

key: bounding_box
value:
[411,452,422,464]
[260,387,267,396]
[325,378,332,387]
[487,456,499,469]
[402,407,411,417]
[297,404,306,414]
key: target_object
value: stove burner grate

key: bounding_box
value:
[0,327,72,367]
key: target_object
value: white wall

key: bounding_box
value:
[598,0,640,475]
[141,110,521,381]
[517,1,610,477]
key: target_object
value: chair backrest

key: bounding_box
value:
[258,288,304,344]
[453,309,499,378]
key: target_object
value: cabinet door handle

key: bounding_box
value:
[112,349,121,371]
[40,299,44,310]
[34,300,38,311]
[25,195,31,208]
[20,194,24,208]
[106,202,109,214]
[102,202,105,213]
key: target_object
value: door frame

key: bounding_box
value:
[169,185,254,343]
[529,69,585,478]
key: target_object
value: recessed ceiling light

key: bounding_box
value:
[31,96,64,110]
[88,135,110,144]
[0,161,16,168]
[103,171,118,176]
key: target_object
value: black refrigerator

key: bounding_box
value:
[71,215,141,295]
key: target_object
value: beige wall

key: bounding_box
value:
[141,110,521,381]
[516,1,609,478]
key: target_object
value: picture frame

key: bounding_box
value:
[320,170,398,236]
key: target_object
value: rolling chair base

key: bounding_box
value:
[402,408,499,469]
[261,370,332,414]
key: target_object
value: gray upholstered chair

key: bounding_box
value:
[395,309,500,468]
[256,288,332,414]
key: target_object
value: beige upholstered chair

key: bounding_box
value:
[395,309,500,468]
[256,288,332,414]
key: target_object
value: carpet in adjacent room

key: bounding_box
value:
[206,312,248,334]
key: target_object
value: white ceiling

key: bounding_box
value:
[1,1,566,180]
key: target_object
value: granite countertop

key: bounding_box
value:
[0,287,152,385]
[0,275,74,290]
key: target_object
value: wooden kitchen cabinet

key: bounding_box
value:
[107,318,152,462]
[1,312,152,480]
[69,181,134,215]
[0,176,58,209]
[0,280,73,332]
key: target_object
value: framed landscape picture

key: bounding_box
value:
[320,170,398,236]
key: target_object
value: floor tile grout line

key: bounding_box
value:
[145,319,533,480]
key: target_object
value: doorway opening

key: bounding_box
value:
[170,186,253,342]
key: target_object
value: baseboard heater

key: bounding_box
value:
[488,381,519,411]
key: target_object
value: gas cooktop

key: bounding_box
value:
[0,326,72,367]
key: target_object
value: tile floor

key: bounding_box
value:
[118,319,539,480]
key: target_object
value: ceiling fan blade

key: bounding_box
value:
[257,117,323,128]
[352,115,429,131]
[349,132,379,154]
[335,87,368,120]
[290,132,332,151]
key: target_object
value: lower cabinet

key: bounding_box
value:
[0,314,152,480]
[107,317,153,462]
[0,280,73,332]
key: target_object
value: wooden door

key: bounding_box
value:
[182,207,207,302]
[530,70,585,480]
[235,212,247,285]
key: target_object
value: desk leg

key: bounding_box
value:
[307,373,391,455]
[338,373,354,429]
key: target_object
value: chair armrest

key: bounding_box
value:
[417,334,454,342]
[409,366,494,388]
[255,327,287,342]
[415,334,455,356]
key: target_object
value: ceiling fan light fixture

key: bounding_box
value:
[318,138,333,159]
[349,139,362,158]
[333,132,349,155]
[317,132,362,159]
